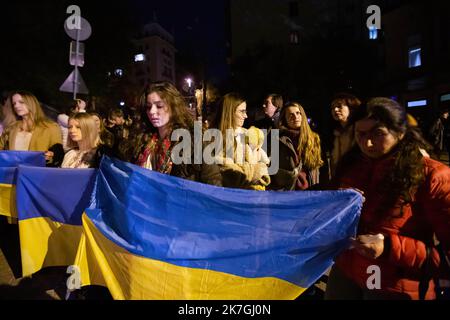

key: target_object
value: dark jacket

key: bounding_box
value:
[429,118,446,152]
[254,113,279,131]
[171,161,222,187]
[269,130,308,190]
[126,128,222,187]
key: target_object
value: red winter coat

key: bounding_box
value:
[334,154,450,299]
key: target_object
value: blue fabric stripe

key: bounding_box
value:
[0,167,17,185]
[86,156,362,288]
[0,151,46,184]
[16,166,97,225]
[0,151,45,167]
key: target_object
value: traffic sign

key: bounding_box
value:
[59,69,89,94]
[62,6,91,99]
[70,41,85,67]
[64,16,92,41]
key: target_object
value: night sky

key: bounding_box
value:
[0,0,228,105]
[130,0,228,75]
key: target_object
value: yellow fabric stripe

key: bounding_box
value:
[0,183,17,218]
[76,214,305,300]
[19,217,83,277]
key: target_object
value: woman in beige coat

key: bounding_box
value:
[0,91,63,166]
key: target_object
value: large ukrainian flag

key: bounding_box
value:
[16,165,96,276]
[75,156,362,300]
[0,151,45,218]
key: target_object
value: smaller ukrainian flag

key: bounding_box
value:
[0,151,45,218]
[15,165,96,276]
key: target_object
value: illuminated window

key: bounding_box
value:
[369,26,378,40]
[407,99,427,108]
[134,54,145,62]
[440,93,450,102]
[408,47,422,68]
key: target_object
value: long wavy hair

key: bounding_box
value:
[211,92,246,160]
[1,94,16,129]
[8,90,53,130]
[279,102,323,170]
[340,97,433,204]
[218,92,245,135]
[89,112,114,148]
[144,81,194,132]
[119,82,194,162]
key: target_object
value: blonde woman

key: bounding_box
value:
[269,102,323,190]
[217,92,270,190]
[61,113,103,168]
[0,91,63,166]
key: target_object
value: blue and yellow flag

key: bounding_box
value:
[0,151,45,218]
[0,151,46,167]
[75,156,362,300]
[15,165,96,276]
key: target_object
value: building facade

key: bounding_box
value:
[131,22,176,88]
[379,1,450,126]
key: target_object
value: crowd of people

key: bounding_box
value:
[0,83,449,300]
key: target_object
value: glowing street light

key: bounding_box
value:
[185,77,193,88]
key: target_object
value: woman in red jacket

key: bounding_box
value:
[325,97,450,300]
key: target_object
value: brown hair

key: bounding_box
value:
[218,92,245,136]
[331,92,362,124]
[341,97,433,204]
[8,90,53,130]
[144,81,194,131]
[279,102,323,170]
[266,94,283,109]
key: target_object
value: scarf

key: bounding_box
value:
[136,133,173,174]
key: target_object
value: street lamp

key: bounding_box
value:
[185,77,193,89]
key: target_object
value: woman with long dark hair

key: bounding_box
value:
[325,97,450,300]
[122,81,222,186]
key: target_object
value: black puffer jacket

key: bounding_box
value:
[269,133,303,190]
